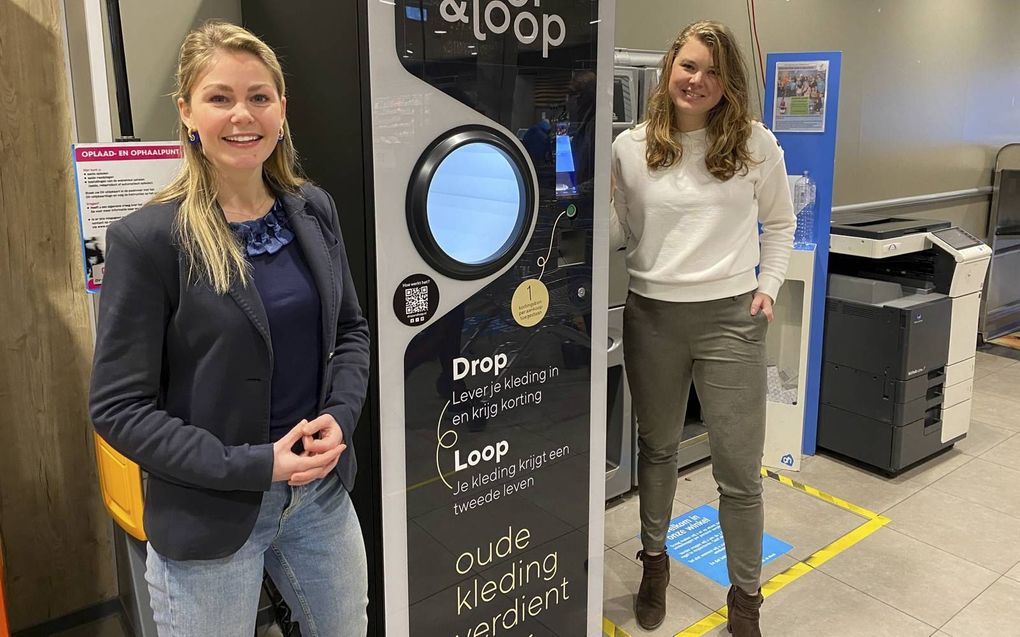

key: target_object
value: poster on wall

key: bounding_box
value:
[72,142,182,292]
[773,60,829,133]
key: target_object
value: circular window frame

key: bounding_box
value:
[406,126,535,281]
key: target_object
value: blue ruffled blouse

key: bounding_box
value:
[229,200,322,443]
[229,200,296,256]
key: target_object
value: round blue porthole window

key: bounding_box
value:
[407,127,534,280]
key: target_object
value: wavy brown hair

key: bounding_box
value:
[644,21,755,181]
[153,21,304,294]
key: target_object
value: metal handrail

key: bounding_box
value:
[832,187,993,215]
[614,48,664,67]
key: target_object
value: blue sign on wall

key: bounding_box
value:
[763,51,843,456]
[663,505,792,587]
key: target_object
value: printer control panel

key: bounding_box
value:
[927,227,991,298]
[931,227,983,251]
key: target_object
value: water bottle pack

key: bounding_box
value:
[793,171,816,249]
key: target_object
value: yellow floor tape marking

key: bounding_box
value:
[604,467,891,637]
[603,616,634,637]
[761,468,881,519]
[803,515,890,570]
[760,560,814,600]
[672,612,727,636]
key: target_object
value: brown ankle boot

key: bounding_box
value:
[726,585,763,636]
[634,550,670,630]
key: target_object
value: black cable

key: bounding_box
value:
[104,0,138,141]
[745,0,763,116]
[749,0,766,87]
[746,0,767,117]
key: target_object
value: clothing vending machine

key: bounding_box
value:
[246,2,612,634]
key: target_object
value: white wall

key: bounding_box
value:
[615,0,1020,237]
[117,0,242,141]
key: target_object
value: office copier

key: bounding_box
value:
[820,213,991,474]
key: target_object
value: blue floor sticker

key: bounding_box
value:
[663,504,792,587]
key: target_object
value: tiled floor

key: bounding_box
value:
[49,612,285,637]
[50,615,128,637]
[50,350,1020,636]
[47,612,284,637]
[603,348,1020,637]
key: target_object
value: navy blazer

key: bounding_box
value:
[89,183,370,560]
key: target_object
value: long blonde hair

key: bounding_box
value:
[644,21,755,180]
[153,21,305,294]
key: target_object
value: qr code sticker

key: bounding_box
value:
[405,285,429,316]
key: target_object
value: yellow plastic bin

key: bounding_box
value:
[94,432,146,540]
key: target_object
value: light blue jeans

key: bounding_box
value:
[145,473,368,637]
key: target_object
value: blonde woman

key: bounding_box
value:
[611,21,795,636]
[89,21,370,636]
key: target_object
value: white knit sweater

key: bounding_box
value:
[610,122,796,302]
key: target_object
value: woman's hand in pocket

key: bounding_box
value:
[750,292,774,322]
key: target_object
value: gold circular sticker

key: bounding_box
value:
[511,279,549,328]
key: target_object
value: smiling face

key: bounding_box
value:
[667,38,724,131]
[178,49,286,181]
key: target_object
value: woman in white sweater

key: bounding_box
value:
[611,21,795,636]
